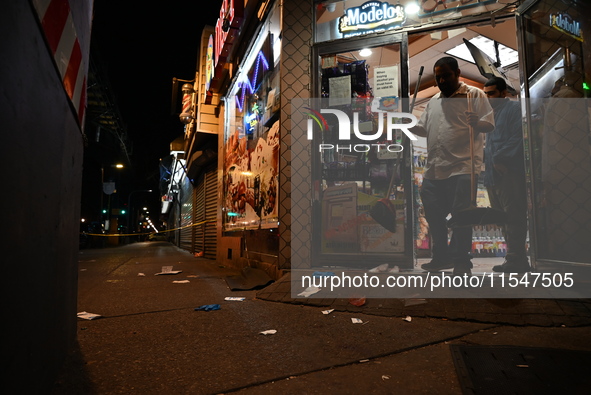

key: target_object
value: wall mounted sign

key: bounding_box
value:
[215,0,244,70]
[373,65,399,98]
[550,12,584,42]
[205,35,214,93]
[339,1,405,38]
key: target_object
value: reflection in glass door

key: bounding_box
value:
[520,0,591,264]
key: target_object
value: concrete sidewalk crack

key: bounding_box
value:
[217,324,500,394]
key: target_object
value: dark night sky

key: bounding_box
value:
[83,2,221,224]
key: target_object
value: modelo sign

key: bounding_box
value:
[550,12,584,42]
[339,1,405,37]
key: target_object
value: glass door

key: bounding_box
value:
[518,0,591,265]
[311,34,413,269]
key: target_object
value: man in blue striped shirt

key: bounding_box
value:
[483,77,530,273]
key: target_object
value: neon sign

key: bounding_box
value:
[550,13,584,42]
[245,102,261,134]
[215,0,244,69]
[339,1,405,37]
[205,35,214,93]
[235,51,270,113]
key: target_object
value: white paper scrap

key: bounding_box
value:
[137,273,145,277]
[322,309,335,315]
[382,375,391,380]
[155,267,182,275]
[369,264,389,273]
[297,286,321,297]
[77,311,101,320]
[403,316,412,322]
[404,298,427,307]
[225,297,246,301]
[351,318,364,324]
[260,329,277,335]
[172,280,190,284]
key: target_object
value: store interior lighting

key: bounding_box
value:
[359,48,372,57]
[405,2,420,15]
[446,35,519,67]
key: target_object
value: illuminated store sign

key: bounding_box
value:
[215,0,244,68]
[235,51,270,113]
[205,35,214,93]
[550,12,584,42]
[339,1,405,37]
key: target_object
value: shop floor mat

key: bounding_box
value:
[225,267,274,291]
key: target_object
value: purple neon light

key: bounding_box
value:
[235,51,270,112]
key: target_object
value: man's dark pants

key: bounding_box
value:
[486,171,528,262]
[420,174,474,267]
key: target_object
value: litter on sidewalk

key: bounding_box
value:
[137,273,145,277]
[349,296,366,306]
[404,298,427,307]
[312,271,335,277]
[225,297,246,301]
[322,309,334,315]
[173,280,190,283]
[195,304,221,311]
[368,264,390,273]
[297,286,321,297]
[155,266,182,275]
[260,329,277,335]
[351,318,364,324]
[403,316,412,322]
[77,311,101,320]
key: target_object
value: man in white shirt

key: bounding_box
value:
[412,57,494,275]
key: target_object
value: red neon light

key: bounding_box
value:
[215,0,244,68]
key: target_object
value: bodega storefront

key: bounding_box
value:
[288,0,523,273]
[213,1,591,290]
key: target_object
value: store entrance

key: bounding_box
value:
[312,34,414,269]
[407,17,521,272]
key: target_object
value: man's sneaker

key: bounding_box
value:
[421,260,453,272]
[492,259,531,274]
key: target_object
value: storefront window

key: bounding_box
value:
[223,4,281,231]
[304,38,416,267]
[314,0,507,43]
[521,0,591,263]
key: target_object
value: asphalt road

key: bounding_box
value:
[52,242,591,394]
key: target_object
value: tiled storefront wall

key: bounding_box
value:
[279,0,313,269]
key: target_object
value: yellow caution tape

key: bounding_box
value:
[83,219,216,237]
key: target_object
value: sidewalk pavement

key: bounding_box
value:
[57,243,591,394]
[257,272,591,327]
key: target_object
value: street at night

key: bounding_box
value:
[4,1,591,393]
